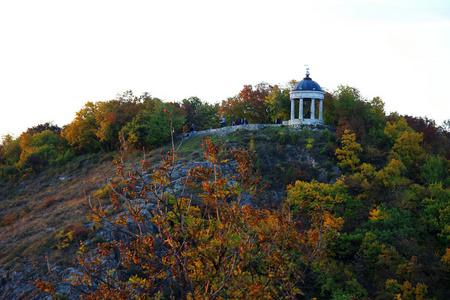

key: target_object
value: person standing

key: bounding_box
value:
[221,117,226,127]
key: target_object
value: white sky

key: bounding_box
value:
[1,0,449,138]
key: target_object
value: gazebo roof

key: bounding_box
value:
[292,72,323,92]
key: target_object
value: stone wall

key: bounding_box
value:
[180,123,332,139]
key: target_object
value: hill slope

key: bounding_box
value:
[0,126,338,299]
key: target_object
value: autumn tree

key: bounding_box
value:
[16,130,67,173]
[35,129,345,299]
[239,82,271,124]
[62,92,161,153]
[94,92,144,151]
[62,101,101,153]
[330,85,369,139]
[219,83,272,124]
[218,96,245,125]
[384,118,426,179]
[403,115,440,153]
[335,129,363,173]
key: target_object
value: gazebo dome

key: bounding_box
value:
[292,73,323,92]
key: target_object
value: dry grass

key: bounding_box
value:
[0,152,121,272]
[0,134,224,274]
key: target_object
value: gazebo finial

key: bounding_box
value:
[304,64,310,77]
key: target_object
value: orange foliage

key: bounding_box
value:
[35,135,343,299]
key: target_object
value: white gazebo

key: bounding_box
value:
[283,68,325,125]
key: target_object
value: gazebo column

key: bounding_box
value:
[290,99,295,120]
[299,98,304,120]
[311,99,316,119]
[319,99,323,120]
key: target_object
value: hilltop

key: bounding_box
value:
[1,83,450,299]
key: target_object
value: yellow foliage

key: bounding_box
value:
[306,138,314,149]
[386,278,429,300]
[359,163,376,177]
[335,129,363,172]
[441,248,450,271]
[384,117,413,141]
[400,281,428,300]
[287,179,345,250]
[56,229,75,249]
[384,118,426,174]
[369,207,389,221]
[375,159,409,189]
[391,131,426,171]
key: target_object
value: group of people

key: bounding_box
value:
[220,117,249,127]
[231,118,248,126]
[183,124,196,137]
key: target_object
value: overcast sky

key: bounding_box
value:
[1,0,449,138]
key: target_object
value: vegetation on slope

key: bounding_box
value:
[1,81,450,299]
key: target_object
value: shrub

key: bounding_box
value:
[91,184,112,200]
[73,224,90,241]
[43,197,58,208]
[35,137,342,299]
[1,213,17,227]
[53,150,75,166]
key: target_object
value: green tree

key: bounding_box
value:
[181,96,219,130]
[421,155,447,186]
[421,183,450,242]
[330,86,386,150]
[0,134,21,166]
[0,134,22,178]
[265,84,290,123]
[120,98,183,150]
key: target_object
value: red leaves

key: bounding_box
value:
[219,82,272,124]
